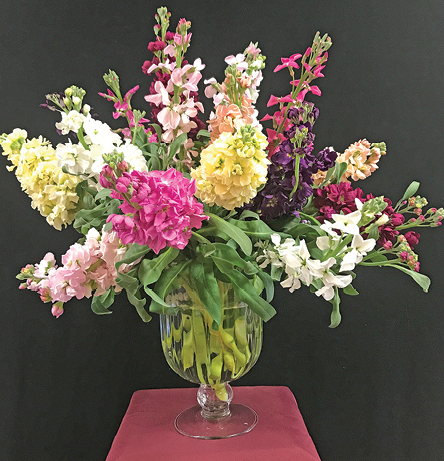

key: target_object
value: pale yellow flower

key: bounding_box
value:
[1,130,82,230]
[192,125,270,209]
[0,129,28,170]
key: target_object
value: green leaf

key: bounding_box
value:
[190,232,216,256]
[329,288,342,328]
[116,243,152,270]
[90,288,115,315]
[195,226,229,240]
[77,124,90,151]
[151,123,163,144]
[270,264,283,281]
[144,287,173,308]
[399,181,420,203]
[149,260,192,314]
[208,213,252,255]
[343,284,359,296]
[256,270,275,302]
[196,129,210,139]
[366,253,388,263]
[332,161,348,184]
[212,261,276,321]
[115,270,139,293]
[103,221,113,232]
[253,275,264,296]
[167,132,188,162]
[285,223,323,239]
[237,210,261,221]
[189,260,222,326]
[228,218,288,241]
[138,247,180,286]
[127,288,152,322]
[210,243,257,275]
[95,188,111,201]
[317,165,335,188]
[384,264,431,292]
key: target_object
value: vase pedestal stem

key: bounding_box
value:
[175,383,258,439]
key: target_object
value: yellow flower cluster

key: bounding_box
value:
[1,129,82,230]
[191,125,270,210]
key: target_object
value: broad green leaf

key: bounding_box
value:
[237,210,261,221]
[298,212,322,226]
[127,288,152,322]
[91,288,115,315]
[317,165,335,188]
[138,247,180,286]
[116,243,152,270]
[285,223,323,239]
[95,188,111,201]
[399,181,420,203]
[189,260,222,326]
[210,243,258,275]
[190,232,216,256]
[212,261,276,321]
[270,264,283,281]
[228,218,288,240]
[366,253,388,263]
[256,270,275,302]
[167,132,188,162]
[149,260,192,314]
[195,226,229,241]
[208,213,252,255]
[332,161,348,184]
[343,284,359,296]
[151,123,163,144]
[384,264,431,292]
[144,287,173,307]
[115,270,139,293]
[196,129,210,139]
[253,275,264,296]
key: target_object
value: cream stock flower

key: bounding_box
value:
[191,125,269,209]
[1,133,82,230]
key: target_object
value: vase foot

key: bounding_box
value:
[174,403,258,439]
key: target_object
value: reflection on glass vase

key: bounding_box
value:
[160,281,263,439]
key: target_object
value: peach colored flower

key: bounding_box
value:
[337,139,385,182]
[208,96,255,142]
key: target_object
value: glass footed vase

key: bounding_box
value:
[160,282,263,439]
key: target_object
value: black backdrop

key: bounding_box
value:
[1,1,444,460]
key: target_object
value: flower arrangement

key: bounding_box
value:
[3,6,443,331]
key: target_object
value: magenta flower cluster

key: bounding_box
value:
[104,168,208,253]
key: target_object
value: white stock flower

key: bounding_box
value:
[55,110,87,135]
[352,234,376,254]
[118,141,148,173]
[83,118,121,152]
[316,234,341,251]
[55,140,92,175]
[339,249,360,272]
[330,210,362,235]
[314,257,353,300]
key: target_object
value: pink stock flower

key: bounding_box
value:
[273,53,302,73]
[245,43,261,57]
[107,168,208,253]
[51,302,64,318]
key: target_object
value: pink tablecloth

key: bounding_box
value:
[106,386,321,461]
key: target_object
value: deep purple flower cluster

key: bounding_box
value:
[245,103,337,220]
